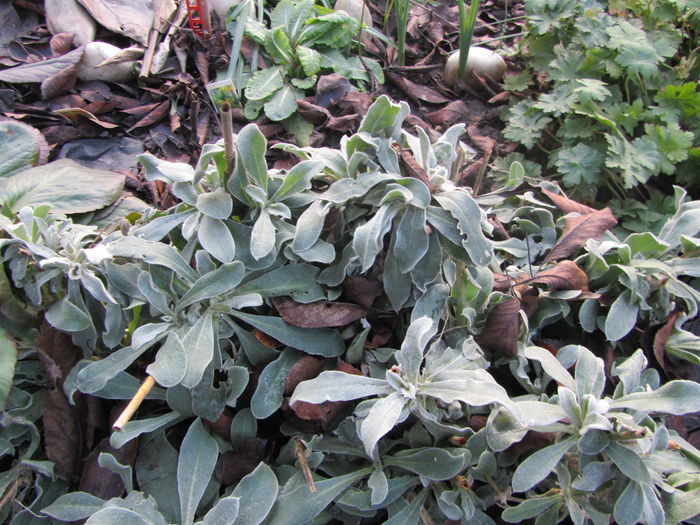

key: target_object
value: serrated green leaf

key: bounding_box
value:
[245,66,285,101]
[555,143,603,187]
[265,27,294,66]
[297,45,321,76]
[264,84,301,122]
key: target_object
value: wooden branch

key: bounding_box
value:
[112,375,156,431]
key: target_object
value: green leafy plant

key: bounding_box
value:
[1,96,699,525]
[230,0,383,140]
[501,0,699,199]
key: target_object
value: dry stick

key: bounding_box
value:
[294,436,318,493]
[472,148,492,196]
[221,102,235,176]
[113,375,156,431]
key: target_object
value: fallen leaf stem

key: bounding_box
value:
[295,436,317,493]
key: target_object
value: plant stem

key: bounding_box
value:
[113,375,156,431]
[395,0,409,65]
[221,102,235,177]
[457,0,481,79]
[295,436,317,493]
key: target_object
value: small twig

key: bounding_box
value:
[220,102,235,177]
[472,148,492,196]
[294,436,317,493]
[113,376,156,431]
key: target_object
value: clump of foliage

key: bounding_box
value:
[502,0,699,200]
[227,0,382,141]
[1,96,700,524]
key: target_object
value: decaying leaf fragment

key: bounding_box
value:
[544,208,617,263]
[477,298,521,357]
[272,296,368,328]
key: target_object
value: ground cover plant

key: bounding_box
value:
[0,0,699,524]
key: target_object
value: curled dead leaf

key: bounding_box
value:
[542,188,596,215]
[544,208,617,263]
[530,260,589,292]
[272,296,368,328]
[477,297,521,357]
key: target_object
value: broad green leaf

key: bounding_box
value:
[236,124,269,191]
[291,371,393,405]
[0,158,124,215]
[235,263,324,303]
[111,411,184,449]
[613,480,644,525]
[198,216,236,263]
[383,448,466,480]
[384,489,428,525]
[250,209,276,260]
[524,346,576,391]
[353,202,401,272]
[511,436,577,493]
[136,431,180,523]
[265,27,293,66]
[604,290,637,341]
[245,66,284,102]
[45,296,91,332]
[605,442,650,484]
[270,0,315,40]
[178,261,245,310]
[395,317,435,384]
[77,345,149,394]
[196,187,233,219]
[41,492,105,521]
[0,329,17,411]
[434,191,493,267]
[360,392,407,457]
[231,311,344,357]
[0,120,47,178]
[200,497,239,525]
[178,418,219,525]
[502,495,561,523]
[264,84,301,122]
[139,153,195,183]
[250,348,301,419]
[297,45,321,76]
[147,333,188,388]
[266,468,372,525]
[394,206,429,273]
[85,508,151,524]
[231,462,278,525]
[107,236,198,282]
[610,380,700,415]
[181,312,215,388]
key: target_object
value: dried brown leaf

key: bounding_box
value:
[215,438,267,485]
[493,273,513,291]
[50,33,75,57]
[544,208,617,263]
[653,312,681,372]
[285,355,324,395]
[530,260,589,292]
[342,276,381,308]
[40,64,78,100]
[477,297,521,357]
[272,296,368,328]
[79,437,139,499]
[542,188,597,215]
[127,100,169,132]
[316,74,351,108]
[43,389,81,480]
[426,100,469,127]
[36,322,81,388]
[54,106,119,128]
[386,71,451,104]
[467,123,496,154]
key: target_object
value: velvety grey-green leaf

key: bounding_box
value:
[524,346,576,391]
[235,263,324,303]
[421,369,513,410]
[291,371,393,405]
[395,316,435,384]
[139,153,195,184]
[178,418,219,525]
[605,441,650,484]
[198,216,236,263]
[197,187,233,219]
[575,346,606,398]
[368,467,388,506]
[383,489,428,525]
[111,411,183,449]
[180,312,215,388]
[613,481,644,525]
[511,436,577,493]
[360,392,407,457]
[41,492,105,521]
[231,311,344,356]
[571,461,614,491]
[0,120,46,178]
[353,202,400,272]
[44,296,91,332]
[136,431,180,523]
[394,206,429,273]
[178,261,245,310]
[502,495,560,523]
[266,468,372,525]
[77,345,149,393]
[236,123,269,191]
[264,84,300,121]
[271,159,324,202]
[107,236,198,281]
[250,348,301,419]
[0,159,124,215]
[383,238,412,311]
[85,507,151,525]
[200,497,239,525]
[292,200,330,253]
[147,333,188,388]
[609,380,700,415]
[231,462,278,525]
[245,66,284,101]
[383,448,466,480]
[433,191,493,267]
[0,329,17,411]
[98,452,133,492]
[604,291,638,342]
[250,210,276,260]
[358,95,409,139]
